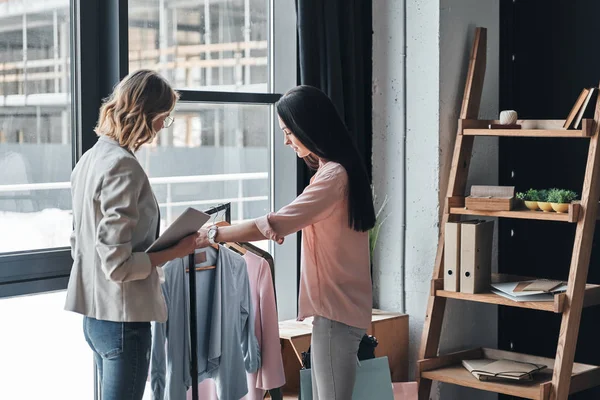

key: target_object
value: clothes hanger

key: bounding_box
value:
[225,241,247,255]
[185,251,216,273]
[210,220,248,255]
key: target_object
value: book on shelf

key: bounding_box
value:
[564,88,591,129]
[462,358,546,382]
[490,280,567,302]
[564,87,599,129]
[573,87,598,129]
[513,279,564,293]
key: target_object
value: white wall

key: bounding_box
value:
[372,1,499,399]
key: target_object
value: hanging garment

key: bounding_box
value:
[151,245,261,400]
[243,251,285,397]
[195,251,286,400]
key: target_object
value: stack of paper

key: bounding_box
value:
[462,358,546,382]
[491,280,567,302]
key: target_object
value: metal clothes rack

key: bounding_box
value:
[188,202,282,400]
[189,203,231,400]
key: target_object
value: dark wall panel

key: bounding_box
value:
[499,1,600,399]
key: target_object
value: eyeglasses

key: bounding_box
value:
[163,116,174,129]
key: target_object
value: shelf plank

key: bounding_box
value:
[449,207,576,222]
[435,274,600,313]
[462,119,593,138]
[464,129,589,138]
[419,348,600,399]
[437,289,559,312]
[422,364,548,399]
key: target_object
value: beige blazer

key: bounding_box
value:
[65,135,167,322]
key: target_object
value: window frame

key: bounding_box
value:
[0,0,299,321]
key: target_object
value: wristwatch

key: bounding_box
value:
[207,225,219,245]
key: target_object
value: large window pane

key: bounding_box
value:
[139,103,270,249]
[0,291,93,399]
[0,0,72,253]
[128,0,269,92]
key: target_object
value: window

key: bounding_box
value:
[138,102,272,250]
[126,0,297,262]
[0,291,92,399]
[129,0,269,93]
[0,1,73,253]
[0,0,296,398]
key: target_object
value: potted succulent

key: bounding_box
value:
[516,189,540,211]
[537,189,554,212]
[548,189,578,213]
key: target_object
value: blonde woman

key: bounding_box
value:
[65,70,200,400]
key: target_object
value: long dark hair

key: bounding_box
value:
[276,85,375,232]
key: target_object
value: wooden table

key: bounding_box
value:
[278,309,408,396]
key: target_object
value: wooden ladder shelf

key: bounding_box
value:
[417,27,600,400]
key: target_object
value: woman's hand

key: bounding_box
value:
[196,228,211,249]
[148,232,201,267]
[171,232,202,258]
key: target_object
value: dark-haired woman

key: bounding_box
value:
[197,85,376,400]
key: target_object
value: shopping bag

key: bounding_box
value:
[392,382,418,400]
[299,356,394,400]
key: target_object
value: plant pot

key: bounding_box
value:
[538,201,554,212]
[551,202,570,213]
[524,201,539,211]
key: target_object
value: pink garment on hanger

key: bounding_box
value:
[243,251,285,396]
[191,251,285,400]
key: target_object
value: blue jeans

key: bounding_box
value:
[83,316,151,400]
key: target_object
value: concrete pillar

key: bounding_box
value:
[372,1,499,398]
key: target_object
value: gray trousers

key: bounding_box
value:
[310,316,366,400]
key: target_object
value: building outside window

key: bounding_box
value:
[0,0,296,398]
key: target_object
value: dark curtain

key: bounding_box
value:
[294,0,373,300]
[295,0,373,189]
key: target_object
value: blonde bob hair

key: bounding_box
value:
[95,69,179,151]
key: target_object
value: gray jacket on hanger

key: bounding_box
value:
[151,245,261,400]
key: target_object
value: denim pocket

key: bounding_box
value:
[86,317,124,359]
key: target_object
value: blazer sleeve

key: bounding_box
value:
[254,167,346,242]
[241,261,261,374]
[256,258,286,390]
[96,157,153,282]
[151,274,170,400]
[69,230,76,261]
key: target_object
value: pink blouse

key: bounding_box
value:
[255,161,372,329]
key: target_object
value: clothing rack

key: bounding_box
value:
[188,203,231,400]
[189,203,282,400]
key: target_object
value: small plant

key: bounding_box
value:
[562,190,578,203]
[546,189,561,203]
[548,189,577,204]
[537,189,550,202]
[517,188,540,202]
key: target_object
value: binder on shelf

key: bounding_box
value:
[444,222,461,292]
[460,220,494,294]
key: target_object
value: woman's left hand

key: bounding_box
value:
[196,228,211,248]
